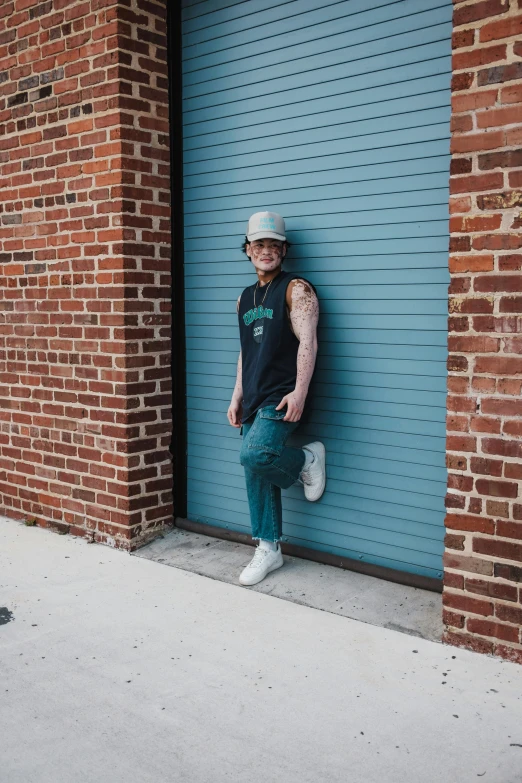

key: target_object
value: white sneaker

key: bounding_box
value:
[300,441,326,501]
[239,543,284,586]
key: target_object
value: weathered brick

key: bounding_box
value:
[450,171,504,192]
[480,13,522,42]
[40,67,64,85]
[494,646,522,665]
[19,75,39,90]
[443,630,495,655]
[450,213,502,232]
[452,89,498,113]
[475,355,522,375]
[477,190,522,210]
[445,571,465,590]
[478,62,522,86]
[448,335,499,351]
[446,513,495,534]
[446,492,467,509]
[473,538,522,561]
[495,604,522,625]
[29,2,53,20]
[494,563,522,582]
[469,496,483,513]
[503,419,522,437]
[500,295,522,312]
[478,150,522,170]
[444,552,494,576]
[452,72,474,92]
[505,463,522,480]
[472,233,522,250]
[443,608,465,628]
[453,43,506,71]
[470,457,503,478]
[451,130,504,154]
[467,618,519,643]
[465,577,518,601]
[482,399,522,417]
[475,478,518,498]
[454,0,509,27]
[447,434,477,452]
[449,254,494,273]
[472,414,501,435]
[454,28,476,52]
[483,438,522,459]
[500,83,522,104]
[445,532,466,550]
[475,274,522,293]
[496,521,522,540]
[443,590,494,616]
[7,92,28,108]
[450,158,473,175]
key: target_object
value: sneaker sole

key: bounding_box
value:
[239,554,284,586]
[304,442,326,502]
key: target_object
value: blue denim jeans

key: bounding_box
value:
[240,405,306,543]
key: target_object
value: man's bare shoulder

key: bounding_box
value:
[286,278,317,310]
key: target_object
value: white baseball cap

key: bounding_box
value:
[246,211,286,242]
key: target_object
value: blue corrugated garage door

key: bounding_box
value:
[181,0,451,580]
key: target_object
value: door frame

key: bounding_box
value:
[167,6,443,593]
[167,4,187,519]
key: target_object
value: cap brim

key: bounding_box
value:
[246,231,286,242]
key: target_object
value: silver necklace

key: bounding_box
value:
[254,278,273,307]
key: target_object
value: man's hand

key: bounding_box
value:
[227,398,243,428]
[276,390,306,422]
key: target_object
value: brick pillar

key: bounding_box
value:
[445,0,522,662]
[0,0,172,549]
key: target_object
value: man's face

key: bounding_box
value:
[245,238,286,274]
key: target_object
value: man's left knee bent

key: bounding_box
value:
[240,444,278,473]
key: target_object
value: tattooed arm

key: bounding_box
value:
[228,296,243,427]
[276,279,319,422]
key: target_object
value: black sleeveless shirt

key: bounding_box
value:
[238,271,314,423]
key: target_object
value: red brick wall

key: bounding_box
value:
[0,0,172,549]
[445,0,522,663]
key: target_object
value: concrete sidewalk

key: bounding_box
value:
[136,526,444,642]
[1,518,521,783]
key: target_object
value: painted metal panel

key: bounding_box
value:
[181,0,451,579]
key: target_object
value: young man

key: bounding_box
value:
[227,211,326,586]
